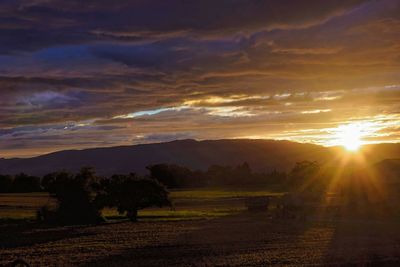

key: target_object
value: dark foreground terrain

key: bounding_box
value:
[2,212,400,266]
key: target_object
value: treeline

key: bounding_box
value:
[147,162,287,188]
[0,173,41,193]
[0,161,322,192]
[37,168,170,224]
[0,161,326,225]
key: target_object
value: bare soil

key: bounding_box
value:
[2,213,400,266]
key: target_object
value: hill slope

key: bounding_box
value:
[0,139,399,176]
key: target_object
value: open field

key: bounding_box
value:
[2,213,400,266]
[0,190,280,221]
[2,190,400,266]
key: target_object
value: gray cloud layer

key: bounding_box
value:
[1,0,400,157]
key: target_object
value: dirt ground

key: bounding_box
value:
[2,212,400,266]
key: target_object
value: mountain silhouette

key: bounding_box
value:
[1,139,399,176]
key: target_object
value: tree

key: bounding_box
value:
[206,164,233,186]
[97,174,171,221]
[206,163,254,187]
[39,167,103,224]
[0,174,13,193]
[232,162,252,185]
[41,171,70,192]
[288,161,324,196]
[12,173,41,192]
[146,164,193,188]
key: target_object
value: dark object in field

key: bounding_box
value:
[245,196,270,212]
[37,167,103,225]
[96,174,171,222]
[37,168,171,224]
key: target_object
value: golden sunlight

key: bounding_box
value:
[335,124,364,151]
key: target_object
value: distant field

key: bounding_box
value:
[171,189,282,199]
[2,190,400,266]
[0,193,50,220]
[0,189,282,221]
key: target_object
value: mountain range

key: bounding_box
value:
[1,139,400,176]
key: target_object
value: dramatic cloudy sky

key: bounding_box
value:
[1,0,400,157]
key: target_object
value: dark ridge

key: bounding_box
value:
[0,139,399,176]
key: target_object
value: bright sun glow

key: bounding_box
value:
[335,124,364,151]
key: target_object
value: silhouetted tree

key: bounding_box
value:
[97,174,171,221]
[206,165,233,186]
[288,161,325,196]
[268,169,287,185]
[147,164,194,188]
[39,167,103,224]
[0,174,13,193]
[12,173,41,192]
[146,162,287,189]
[41,171,67,192]
[206,163,257,187]
[233,162,252,185]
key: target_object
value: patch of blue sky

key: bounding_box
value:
[114,107,176,119]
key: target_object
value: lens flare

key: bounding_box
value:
[335,124,364,151]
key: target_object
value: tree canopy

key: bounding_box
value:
[96,174,171,221]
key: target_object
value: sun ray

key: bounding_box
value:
[333,123,367,151]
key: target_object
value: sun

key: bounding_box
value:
[335,124,364,151]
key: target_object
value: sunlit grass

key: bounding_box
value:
[103,208,244,222]
[0,189,280,222]
[171,189,283,199]
[0,209,37,219]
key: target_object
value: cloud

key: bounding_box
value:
[17,91,81,108]
[1,0,400,157]
[0,0,367,54]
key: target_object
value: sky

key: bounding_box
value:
[0,0,400,158]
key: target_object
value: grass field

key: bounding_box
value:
[2,190,400,266]
[0,189,281,221]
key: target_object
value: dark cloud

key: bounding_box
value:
[1,0,400,157]
[0,0,367,54]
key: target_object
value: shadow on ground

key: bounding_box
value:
[3,211,400,266]
[83,211,322,266]
[0,221,95,249]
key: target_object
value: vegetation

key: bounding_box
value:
[147,162,287,189]
[0,173,41,193]
[2,160,400,266]
[0,161,318,195]
[147,164,199,188]
[0,189,280,222]
[0,174,12,192]
[37,168,103,224]
[0,161,330,224]
[287,160,327,196]
[0,161,395,224]
[96,174,171,221]
[35,169,172,224]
